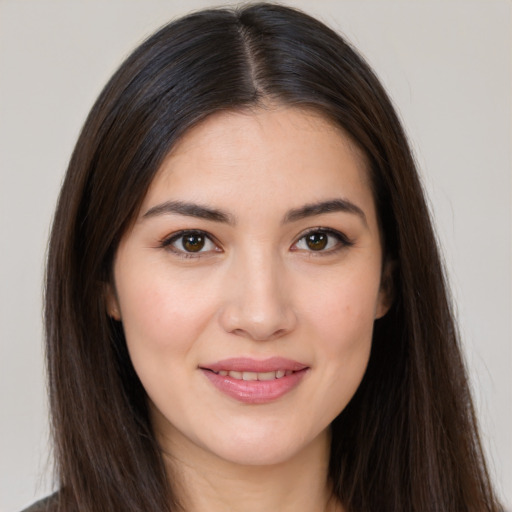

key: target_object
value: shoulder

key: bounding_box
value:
[20,493,59,512]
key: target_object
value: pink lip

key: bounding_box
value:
[200,357,309,404]
[202,357,308,373]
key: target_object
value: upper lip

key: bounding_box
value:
[200,357,308,373]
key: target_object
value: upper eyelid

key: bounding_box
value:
[160,230,220,259]
[162,229,217,245]
[295,227,352,243]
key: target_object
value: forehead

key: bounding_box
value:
[140,106,374,222]
[165,106,366,172]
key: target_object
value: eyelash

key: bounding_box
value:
[292,227,354,255]
[160,230,220,259]
[159,228,353,259]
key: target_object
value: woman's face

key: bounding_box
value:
[109,107,389,466]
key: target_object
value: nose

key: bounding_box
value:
[218,250,297,341]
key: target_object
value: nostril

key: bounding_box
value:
[228,327,289,342]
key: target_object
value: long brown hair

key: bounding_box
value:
[45,3,502,511]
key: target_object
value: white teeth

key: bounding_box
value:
[218,370,293,380]
[258,371,277,381]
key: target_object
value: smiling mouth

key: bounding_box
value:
[207,369,296,381]
[200,358,309,404]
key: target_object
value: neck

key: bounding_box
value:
[159,428,342,512]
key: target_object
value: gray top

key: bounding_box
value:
[20,494,58,512]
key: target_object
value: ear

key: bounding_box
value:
[375,259,396,319]
[104,282,121,321]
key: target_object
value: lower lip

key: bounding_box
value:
[201,369,308,404]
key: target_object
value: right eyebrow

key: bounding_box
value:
[142,200,236,225]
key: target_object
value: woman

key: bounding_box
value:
[27,3,502,511]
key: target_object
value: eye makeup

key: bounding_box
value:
[291,227,354,255]
[158,226,354,260]
[159,229,222,259]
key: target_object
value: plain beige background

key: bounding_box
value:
[0,1,510,510]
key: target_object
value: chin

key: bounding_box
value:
[211,437,308,467]
[199,420,330,468]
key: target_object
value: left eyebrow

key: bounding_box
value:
[283,198,367,226]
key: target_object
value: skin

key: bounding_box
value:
[108,106,390,512]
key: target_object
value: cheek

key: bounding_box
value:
[303,267,381,349]
[313,292,375,379]
[115,270,216,414]
[114,263,217,359]
[299,269,379,417]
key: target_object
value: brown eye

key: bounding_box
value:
[182,233,206,252]
[163,230,218,256]
[293,228,352,254]
[305,232,328,251]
